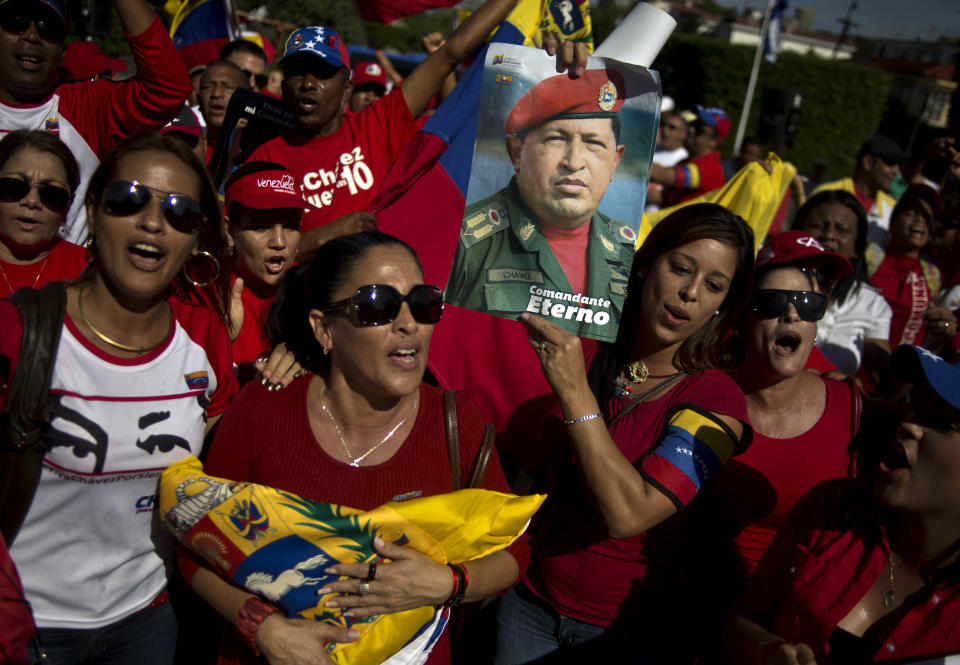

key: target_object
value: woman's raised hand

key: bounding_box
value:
[255,342,307,391]
[256,615,358,665]
[320,537,453,617]
[521,313,591,400]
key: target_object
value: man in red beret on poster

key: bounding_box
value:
[445,68,636,342]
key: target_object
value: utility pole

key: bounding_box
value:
[833,0,857,59]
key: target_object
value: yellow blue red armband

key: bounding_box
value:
[637,405,739,510]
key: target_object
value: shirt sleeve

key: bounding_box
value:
[862,286,893,341]
[57,16,191,156]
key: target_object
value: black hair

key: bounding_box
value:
[267,231,422,372]
[587,203,755,407]
[200,60,251,89]
[0,129,80,196]
[219,39,268,64]
[790,189,869,307]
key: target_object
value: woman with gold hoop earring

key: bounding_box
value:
[497,204,756,663]
[0,131,237,664]
[0,130,86,298]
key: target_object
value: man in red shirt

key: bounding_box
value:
[648,105,729,208]
[348,61,388,114]
[249,0,517,261]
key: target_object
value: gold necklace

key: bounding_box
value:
[77,287,171,356]
[318,382,417,467]
[0,254,50,294]
[615,360,682,398]
[882,553,897,608]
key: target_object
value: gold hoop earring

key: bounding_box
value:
[182,251,220,288]
[85,235,96,264]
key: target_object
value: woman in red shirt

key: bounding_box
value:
[0,131,86,298]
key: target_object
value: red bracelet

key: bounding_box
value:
[443,563,467,608]
[235,596,281,657]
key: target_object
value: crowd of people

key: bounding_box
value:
[1,0,960,663]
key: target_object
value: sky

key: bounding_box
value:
[731,0,960,41]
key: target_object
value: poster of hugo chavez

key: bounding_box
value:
[445,44,661,343]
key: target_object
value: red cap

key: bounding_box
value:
[756,231,853,281]
[225,168,304,211]
[63,41,128,82]
[505,69,625,135]
[352,61,387,88]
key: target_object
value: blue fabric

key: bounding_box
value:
[28,601,176,665]
[172,0,231,48]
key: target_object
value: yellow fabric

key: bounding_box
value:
[461,0,594,52]
[811,176,897,224]
[638,153,797,251]
[159,457,544,665]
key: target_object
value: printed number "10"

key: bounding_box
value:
[340,162,374,195]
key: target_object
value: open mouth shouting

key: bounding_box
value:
[127,241,166,271]
[388,345,420,369]
[773,330,803,356]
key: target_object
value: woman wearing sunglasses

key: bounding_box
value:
[187,231,525,665]
[0,130,86,298]
[725,343,960,664]
[682,231,858,662]
[497,204,754,663]
[0,131,236,664]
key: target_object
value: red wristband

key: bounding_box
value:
[235,596,281,657]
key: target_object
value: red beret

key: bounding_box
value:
[506,69,626,135]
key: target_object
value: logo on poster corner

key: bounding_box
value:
[597,81,618,111]
[495,73,513,85]
[491,53,523,67]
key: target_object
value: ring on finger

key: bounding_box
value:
[366,562,377,581]
[358,581,371,597]
[539,341,548,351]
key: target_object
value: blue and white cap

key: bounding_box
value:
[280,26,351,70]
[890,345,960,410]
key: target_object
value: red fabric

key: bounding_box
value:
[230,277,274,379]
[665,151,725,206]
[854,189,874,218]
[712,377,854,578]
[249,89,417,231]
[178,38,231,72]
[0,240,86,299]
[526,369,748,628]
[741,478,960,663]
[804,345,838,373]
[0,533,32,665]
[194,379,528,665]
[354,0,461,23]
[870,253,930,346]
[540,219,590,295]
[52,17,191,158]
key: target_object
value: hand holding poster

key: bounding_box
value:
[445,45,661,343]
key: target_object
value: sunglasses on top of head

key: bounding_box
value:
[0,12,66,43]
[101,180,205,234]
[322,284,444,327]
[0,176,71,212]
[751,289,827,322]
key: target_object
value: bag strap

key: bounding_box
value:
[0,282,67,544]
[443,390,462,491]
[443,390,497,490]
[845,376,862,478]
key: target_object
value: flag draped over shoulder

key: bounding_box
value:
[165,0,236,70]
[369,24,561,464]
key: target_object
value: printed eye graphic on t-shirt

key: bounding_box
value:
[45,391,204,476]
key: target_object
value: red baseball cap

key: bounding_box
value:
[506,69,625,135]
[756,231,853,281]
[225,167,304,211]
[352,61,387,89]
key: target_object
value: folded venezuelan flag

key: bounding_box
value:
[159,457,544,665]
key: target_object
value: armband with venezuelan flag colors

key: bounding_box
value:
[636,404,741,510]
[674,162,701,190]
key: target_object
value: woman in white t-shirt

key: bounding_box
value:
[0,131,237,664]
[792,189,891,383]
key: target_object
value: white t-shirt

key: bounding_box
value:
[8,298,236,629]
[816,281,892,376]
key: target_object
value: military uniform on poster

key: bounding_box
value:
[447,179,635,342]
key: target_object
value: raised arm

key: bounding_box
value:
[401,0,517,118]
[522,313,743,538]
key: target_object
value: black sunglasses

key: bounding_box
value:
[0,176,71,212]
[102,180,205,234]
[751,289,827,322]
[241,69,269,89]
[322,284,444,327]
[0,13,65,43]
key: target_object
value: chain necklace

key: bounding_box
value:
[0,254,50,295]
[318,382,418,467]
[615,359,683,398]
[77,287,171,356]
[882,553,897,608]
